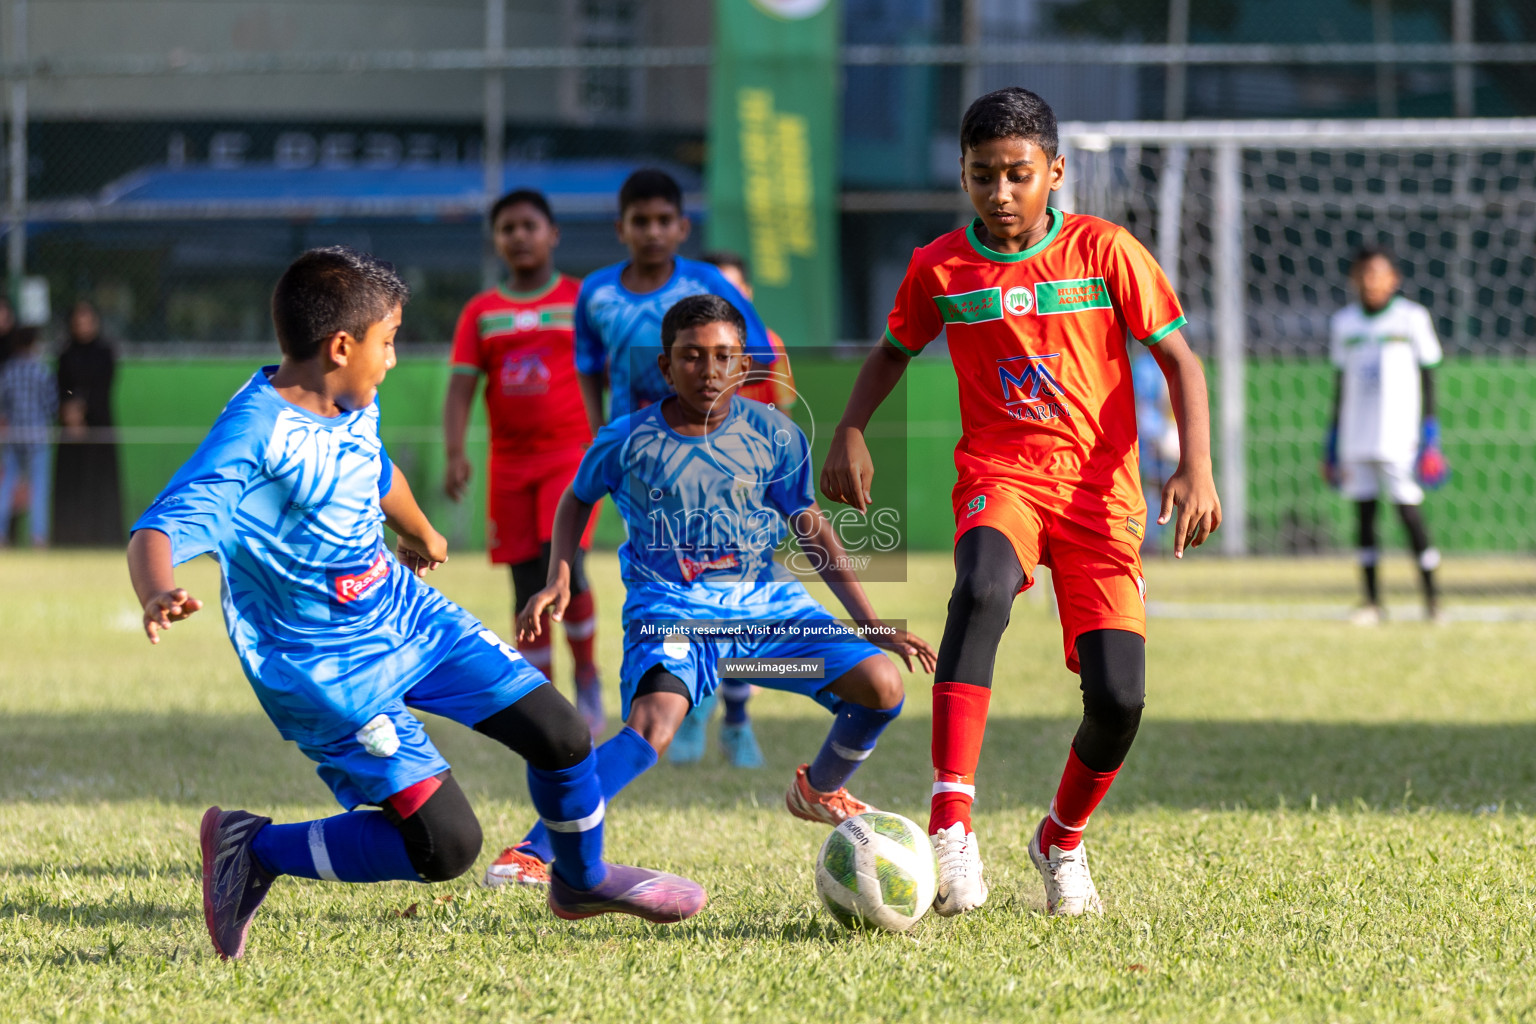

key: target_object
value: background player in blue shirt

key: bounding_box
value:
[126,246,705,960]
[572,167,778,766]
[484,294,936,887]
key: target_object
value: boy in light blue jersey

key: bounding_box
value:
[484,294,936,887]
[573,169,776,427]
[127,247,704,960]
[573,167,778,766]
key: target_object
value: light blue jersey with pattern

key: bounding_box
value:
[134,368,481,747]
[573,257,775,421]
[572,398,814,590]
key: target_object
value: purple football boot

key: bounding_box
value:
[547,863,707,924]
[199,806,275,959]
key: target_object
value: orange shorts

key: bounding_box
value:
[953,480,1145,673]
[488,448,599,565]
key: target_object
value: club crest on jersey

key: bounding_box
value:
[996,353,1072,422]
[1003,286,1034,316]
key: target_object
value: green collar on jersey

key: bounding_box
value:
[497,272,562,302]
[966,206,1063,263]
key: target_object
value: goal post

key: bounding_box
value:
[1057,118,1536,556]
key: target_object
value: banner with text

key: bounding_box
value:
[707,0,840,349]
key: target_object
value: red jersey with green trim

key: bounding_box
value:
[450,274,591,456]
[885,209,1185,534]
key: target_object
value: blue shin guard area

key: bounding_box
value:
[522,727,657,863]
[250,810,419,883]
[806,700,903,793]
[527,752,609,890]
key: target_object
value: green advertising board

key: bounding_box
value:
[706,0,841,348]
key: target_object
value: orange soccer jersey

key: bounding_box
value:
[885,207,1185,542]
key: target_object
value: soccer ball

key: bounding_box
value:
[814,811,937,932]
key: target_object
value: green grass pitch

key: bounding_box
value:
[3,549,1536,1022]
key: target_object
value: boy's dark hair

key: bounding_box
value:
[1351,246,1398,272]
[960,87,1059,159]
[661,294,745,352]
[701,250,749,283]
[271,246,409,362]
[619,168,684,217]
[490,188,555,226]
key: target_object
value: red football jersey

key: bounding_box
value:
[885,209,1185,536]
[450,274,591,456]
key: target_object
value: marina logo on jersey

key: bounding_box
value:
[1003,286,1034,316]
[934,287,1003,325]
[996,353,1072,422]
[1034,277,1112,315]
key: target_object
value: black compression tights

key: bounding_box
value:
[934,526,1146,772]
[934,528,1025,687]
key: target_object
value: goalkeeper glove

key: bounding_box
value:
[1415,416,1449,490]
[1322,424,1341,490]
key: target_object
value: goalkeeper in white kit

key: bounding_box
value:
[1324,247,1448,625]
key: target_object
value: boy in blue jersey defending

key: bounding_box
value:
[484,294,936,887]
[573,167,779,768]
[127,247,705,960]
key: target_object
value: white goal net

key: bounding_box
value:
[1058,119,1536,562]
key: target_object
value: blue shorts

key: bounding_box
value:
[617,588,885,720]
[296,628,547,810]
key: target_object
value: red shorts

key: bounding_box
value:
[953,479,1145,673]
[488,447,599,565]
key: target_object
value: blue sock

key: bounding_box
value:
[806,700,903,793]
[721,681,751,725]
[522,727,658,863]
[527,751,608,890]
[250,811,419,883]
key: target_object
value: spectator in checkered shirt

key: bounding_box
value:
[0,328,57,546]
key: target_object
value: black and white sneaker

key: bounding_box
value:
[199,806,274,959]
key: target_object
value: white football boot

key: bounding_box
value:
[930,823,988,917]
[1028,817,1104,917]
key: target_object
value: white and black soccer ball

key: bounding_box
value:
[814,811,937,932]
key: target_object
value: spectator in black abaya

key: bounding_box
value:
[52,300,124,546]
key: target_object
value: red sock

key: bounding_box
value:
[517,625,553,681]
[563,589,597,675]
[930,681,991,835]
[1039,746,1119,853]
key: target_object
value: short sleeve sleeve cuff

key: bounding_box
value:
[1138,315,1187,346]
[883,326,925,356]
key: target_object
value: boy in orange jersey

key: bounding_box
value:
[444,189,604,738]
[823,88,1221,918]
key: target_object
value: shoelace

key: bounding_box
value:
[824,788,866,816]
[934,831,976,877]
[499,846,549,878]
[1048,846,1093,899]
